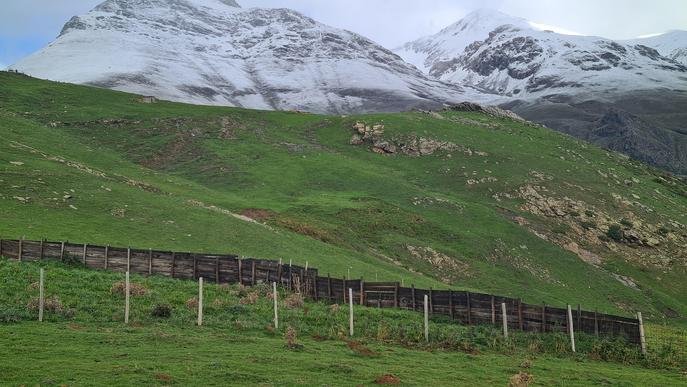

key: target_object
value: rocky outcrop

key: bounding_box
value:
[350,121,487,157]
[446,102,528,123]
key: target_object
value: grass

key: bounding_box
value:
[0,258,685,386]
[0,71,686,383]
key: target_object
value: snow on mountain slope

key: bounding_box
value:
[624,30,687,65]
[395,10,687,98]
[11,0,477,114]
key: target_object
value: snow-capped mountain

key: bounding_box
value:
[624,30,687,65]
[395,9,687,98]
[396,9,687,175]
[11,0,476,114]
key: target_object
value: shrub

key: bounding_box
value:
[284,326,302,350]
[0,307,29,323]
[620,219,634,229]
[111,281,148,296]
[580,221,597,230]
[284,293,304,309]
[27,296,63,314]
[239,291,260,305]
[151,304,172,318]
[186,297,199,310]
[607,224,624,242]
[509,372,534,387]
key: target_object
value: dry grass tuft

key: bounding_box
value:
[284,293,304,309]
[186,297,199,310]
[239,291,260,305]
[111,281,148,296]
[347,340,379,357]
[509,372,534,387]
[373,374,401,385]
[26,295,63,313]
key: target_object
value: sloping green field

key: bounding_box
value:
[0,71,685,322]
[0,258,685,386]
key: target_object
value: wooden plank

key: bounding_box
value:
[467,292,472,325]
[327,274,333,302]
[251,261,256,286]
[193,254,198,280]
[359,279,364,305]
[105,245,109,269]
[215,257,220,283]
[171,252,176,278]
[448,290,454,319]
[491,295,495,324]
[577,304,581,331]
[411,285,416,310]
[429,288,434,315]
[594,309,599,336]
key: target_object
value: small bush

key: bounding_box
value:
[239,291,259,305]
[284,326,302,350]
[111,281,148,297]
[151,304,172,318]
[620,219,634,229]
[0,307,29,323]
[607,224,624,242]
[580,221,597,230]
[509,372,534,387]
[186,297,199,310]
[27,296,63,314]
[284,293,304,309]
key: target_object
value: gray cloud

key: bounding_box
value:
[1,0,686,65]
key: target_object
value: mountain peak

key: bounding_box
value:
[441,8,530,35]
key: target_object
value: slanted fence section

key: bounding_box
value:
[0,239,640,344]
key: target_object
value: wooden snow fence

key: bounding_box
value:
[0,238,641,345]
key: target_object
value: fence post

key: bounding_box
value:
[127,248,131,273]
[18,238,23,261]
[467,292,472,325]
[637,312,647,355]
[198,277,204,326]
[348,288,354,337]
[38,268,45,322]
[0,237,4,257]
[39,239,44,260]
[424,294,429,342]
[359,278,364,306]
[60,242,65,260]
[567,304,576,353]
[273,282,279,330]
[124,272,130,324]
[82,244,87,266]
[105,245,110,269]
[542,304,546,333]
[594,309,599,336]
[502,303,508,338]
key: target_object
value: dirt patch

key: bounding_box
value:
[347,340,379,357]
[240,208,277,220]
[277,218,336,243]
[155,373,174,383]
[374,374,401,385]
[406,245,470,283]
[66,323,84,330]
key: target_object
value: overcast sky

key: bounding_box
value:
[1,0,686,68]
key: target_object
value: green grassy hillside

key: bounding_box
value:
[0,71,686,323]
[1,258,685,386]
